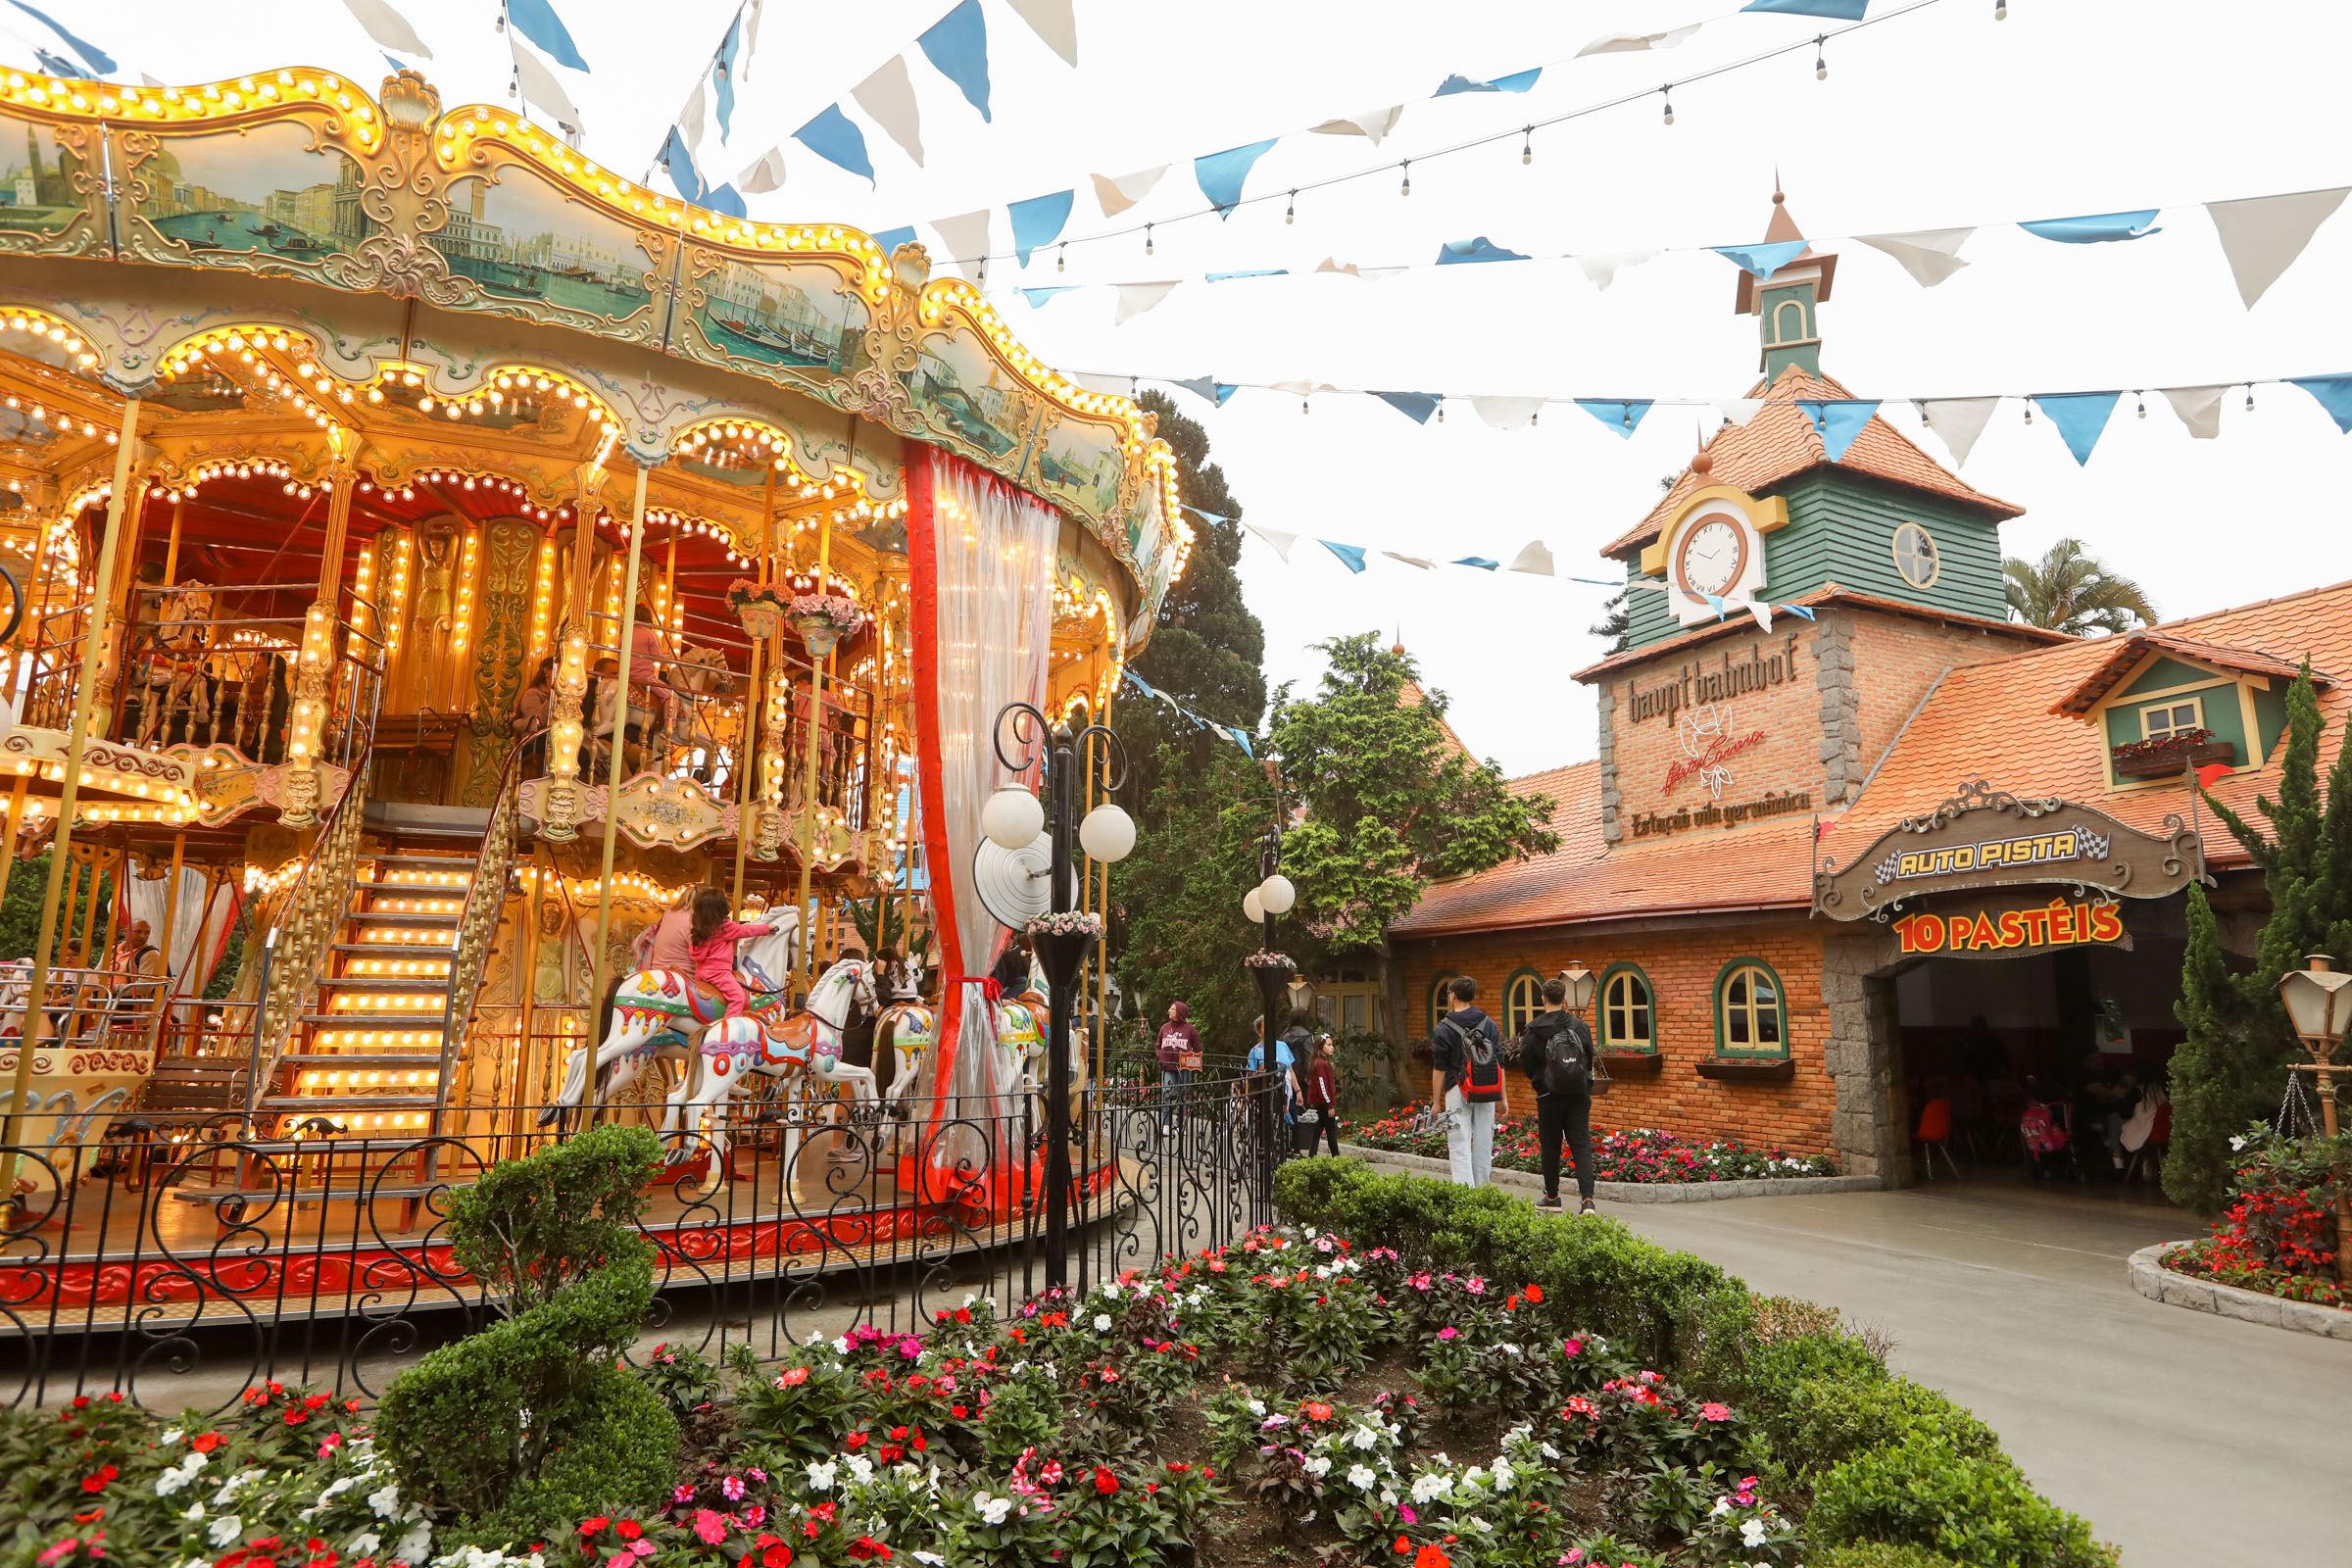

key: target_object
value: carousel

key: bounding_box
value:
[0,65,1186,1325]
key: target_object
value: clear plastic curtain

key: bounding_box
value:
[917,450,1056,1168]
[124,868,238,998]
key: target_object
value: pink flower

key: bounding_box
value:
[1562,1338,1583,1357]
[722,1476,746,1501]
[1699,1402,1733,1423]
[1437,1327,1458,1341]
[1465,1278,1487,1296]
[1398,1505,1417,1524]
[673,1486,697,1505]
[691,1509,729,1545]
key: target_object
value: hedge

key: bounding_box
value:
[1275,1158,2116,1568]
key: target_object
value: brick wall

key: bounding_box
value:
[1842,612,2038,798]
[1394,917,1837,1155]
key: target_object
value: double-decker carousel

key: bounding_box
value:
[0,66,1187,1332]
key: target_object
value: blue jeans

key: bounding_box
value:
[1159,1067,1190,1129]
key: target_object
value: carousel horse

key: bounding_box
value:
[877,959,1085,1133]
[134,584,215,748]
[667,644,736,781]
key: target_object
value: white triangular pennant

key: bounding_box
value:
[1855,227,1975,287]
[1114,281,1180,323]
[1309,106,1405,145]
[1383,552,1436,569]
[340,0,432,58]
[1921,397,2000,466]
[738,145,787,194]
[1245,523,1297,563]
[512,40,585,136]
[1507,540,1554,575]
[2160,385,2227,440]
[1575,251,1658,291]
[738,0,764,82]
[2206,188,2349,309]
[1313,257,1403,281]
[1746,597,1774,633]
[678,80,708,151]
[1091,166,1167,218]
[852,56,925,167]
[1069,371,1131,397]
[929,210,993,278]
[1004,0,1079,65]
[1472,397,1544,431]
[1576,23,1699,55]
[1270,379,1339,398]
[1714,399,1765,425]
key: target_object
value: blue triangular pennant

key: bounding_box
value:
[1180,503,1231,522]
[1372,391,1440,424]
[872,225,917,254]
[2034,392,2122,465]
[1453,558,1499,570]
[1226,727,1254,758]
[2289,376,2352,433]
[1171,377,1233,408]
[1126,671,1161,700]
[702,182,746,220]
[1574,400,1653,438]
[659,125,707,203]
[2019,210,2162,244]
[1796,399,1881,463]
[1741,0,1868,17]
[1434,68,1541,96]
[31,45,78,76]
[1779,603,1818,621]
[1319,540,1368,573]
[9,0,116,73]
[1704,594,1728,619]
[1436,236,1528,265]
[1008,189,1074,266]
[918,0,994,121]
[1712,240,1811,279]
[507,0,589,72]
[1020,287,1076,308]
[713,12,744,137]
[1195,138,1278,218]
[1205,270,1289,283]
[794,104,875,183]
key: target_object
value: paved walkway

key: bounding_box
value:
[1594,1179,2332,1568]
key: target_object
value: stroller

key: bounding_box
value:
[2020,1086,2077,1182]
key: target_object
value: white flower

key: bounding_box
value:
[160,1428,183,1446]
[961,1294,977,1308]
[395,1522,434,1565]
[2229,1134,2248,1152]
[182,1502,206,1523]
[836,1335,856,1353]
[1093,1313,1113,1332]
[807,1460,839,1491]
[1347,1464,1378,1489]
[845,1455,875,1486]
[1302,1455,1332,1478]
[208,1515,244,1547]
[1248,1398,1267,1417]
[1490,1458,1516,1494]
[1350,1425,1381,1450]
[1741,1518,1769,1548]
[348,1535,381,1559]
[1410,1472,1451,1504]
[368,1483,403,1519]
[915,1555,948,1566]
[1710,1496,1734,1517]
[1379,1488,1398,1506]
[974,1493,1012,1526]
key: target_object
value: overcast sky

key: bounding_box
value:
[28,0,2352,774]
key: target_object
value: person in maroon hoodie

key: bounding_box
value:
[1155,1001,1201,1133]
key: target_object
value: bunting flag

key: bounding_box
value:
[1920,397,1998,466]
[1205,270,1288,283]
[2206,188,2349,308]
[740,146,790,195]
[1508,541,1554,575]
[711,9,745,136]
[677,78,708,151]
[2289,376,2352,434]
[1741,0,1867,16]
[1780,603,1817,621]
[853,56,926,166]
[2020,210,2161,244]
[1796,399,1880,463]
[1715,398,1765,425]
[2161,385,2226,440]
[1091,167,1167,217]
[794,104,874,183]
[1113,282,1180,323]
[1855,228,1973,287]
[1316,257,1406,281]
[1118,672,1257,760]
[1434,68,1542,95]
[1577,251,1658,290]
[1311,106,1405,144]
[1472,396,1543,430]
[1386,552,1437,569]
[1321,541,1369,573]
[1748,598,1775,633]
[341,0,432,59]
[1020,287,1077,308]
[2034,392,2122,465]
[1437,236,1528,265]
[1009,189,1075,266]
[1578,24,1700,55]
[1373,391,1441,424]
[930,210,992,273]
[701,183,746,220]
[1004,0,1078,66]
[659,125,707,204]
[1454,557,1499,570]
[1575,399,1653,437]
[1226,727,1254,758]
[1196,139,1278,217]
[870,222,915,252]
[1173,376,1236,407]
[1244,523,1297,562]
[506,0,587,72]
[512,40,586,135]
[1712,240,1811,279]
[917,0,993,122]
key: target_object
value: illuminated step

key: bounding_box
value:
[306,1028,454,1049]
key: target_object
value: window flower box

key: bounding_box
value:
[2111,730,2231,780]
[1599,1050,1664,1080]
[1695,1056,1796,1084]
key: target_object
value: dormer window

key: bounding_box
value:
[2140,697,2204,744]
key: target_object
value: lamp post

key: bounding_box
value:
[2277,952,2352,1285]
[1243,756,1296,1204]
[987,702,1131,1288]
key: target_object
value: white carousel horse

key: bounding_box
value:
[667,645,737,783]
[134,584,214,748]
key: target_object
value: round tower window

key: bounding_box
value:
[1892,522,1939,588]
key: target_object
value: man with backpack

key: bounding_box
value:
[1519,975,1598,1215]
[1430,975,1509,1187]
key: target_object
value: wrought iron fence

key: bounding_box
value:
[0,1072,1281,1412]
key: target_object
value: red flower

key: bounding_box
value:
[950,1404,969,1420]
[191,1433,223,1454]
[614,1523,641,1543]
[777,1367,809,1387]
[1523,1284,1543,1303]
[844,1539,891,1561]
[1093,1467,1118,1495]
[1414,1546,1451,1568]
[283,1409,309,1426]
[1302,1402,1333,1422]
[578,1519,610,1538]
[845,1432,867,1448]
[1394,1540,1412,1556]
[80,1466,118,1494]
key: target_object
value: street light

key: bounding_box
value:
[2277,953,2352,1285]
[991,701,1129,1289]
[1557,963,1595,1013]
[1259,873,1297,915]
[1243,756,1296,1204]
[1242,887,1265,924]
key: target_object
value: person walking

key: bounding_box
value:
[1519,976,1598,1215]
[1246,1015,1301,1158]
[1430,975,1508,1187]
[1155,1001,1201,1134]
[1298,1033,1343,1156]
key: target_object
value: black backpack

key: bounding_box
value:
[1522,1013,1592,1098]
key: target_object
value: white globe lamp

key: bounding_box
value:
[1078,802,1136,862]
[1243,888,1265,924]
[981,784,1044,851]
[1258,873,1297,915]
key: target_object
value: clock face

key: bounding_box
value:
[1678,518,1744,597]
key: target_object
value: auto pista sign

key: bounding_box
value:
[1813,779,2203,921]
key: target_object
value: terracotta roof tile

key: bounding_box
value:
[1599,367,2023,560]
[2049,630,2330,716]
[1572,583,2067,684]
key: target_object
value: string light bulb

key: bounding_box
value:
[1661,87,1675,125]
[1522,127,1533,165]
[2024,403,2034,425]
[2136,394,2147,418]
[1285,190,1296,223]
[1399,160,1411,196]
[1144,223,1153,256]
[1055,244,1065,272]
[1994,0,2007,16]
[2246,384,2256,412]
[1815,37,1828,78]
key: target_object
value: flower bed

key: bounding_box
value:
[2163,1124,2346,1308]
[1347,1105,1839,1183]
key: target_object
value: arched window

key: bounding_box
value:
[1426,971,1460,1035]
[1714,957,1788,1058]
[1772,297,1809,346]
[1599,962,1655,1054]
[1503,967,1545,1039]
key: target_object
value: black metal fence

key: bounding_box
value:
[0,1073,1281,1412]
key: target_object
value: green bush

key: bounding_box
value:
[1277,1161,2114,1565]
[1813,1545,1969,1568]
[374,1125,679,1548]
[1812,1437,2116,1568]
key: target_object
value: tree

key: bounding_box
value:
[1590,590,1631,655]
[2001,538,2157,635]
[1270,635,1558,956]
[2166,664,2352,1211]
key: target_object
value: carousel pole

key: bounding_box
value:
[2,397,142,1189]
[733,468,775,912]
[586,466,651,1037]
[795,515,833,988]
[513,855,545,1144]
[163,498,184,586]
[147,831,186,1055]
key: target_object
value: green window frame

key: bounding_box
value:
[1503,966,1545,1039]
[1712,956,1789,1059]
[1426,971,1460,1036]
[1599,962,1656,1054]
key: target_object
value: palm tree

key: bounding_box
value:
[2002,539,2158,636]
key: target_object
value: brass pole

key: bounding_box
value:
[147,830,186,1056]
[0,774,28,915]
[586,466,651,1031]
[162,498,184,587]
[733,468,776,912]
[2,398,142,1184]
[794,518,832,987]
[97,849,123,975]
[513,853,545,1143]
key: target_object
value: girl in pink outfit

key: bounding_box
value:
[687,885,778,1020]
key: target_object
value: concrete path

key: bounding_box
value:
[1585,1178,2329,1568]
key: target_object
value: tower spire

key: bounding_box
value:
[1735,183,1838,379]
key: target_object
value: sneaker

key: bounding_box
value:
[1578,1199,1598,1217]
[1536,1193,1561,1209]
